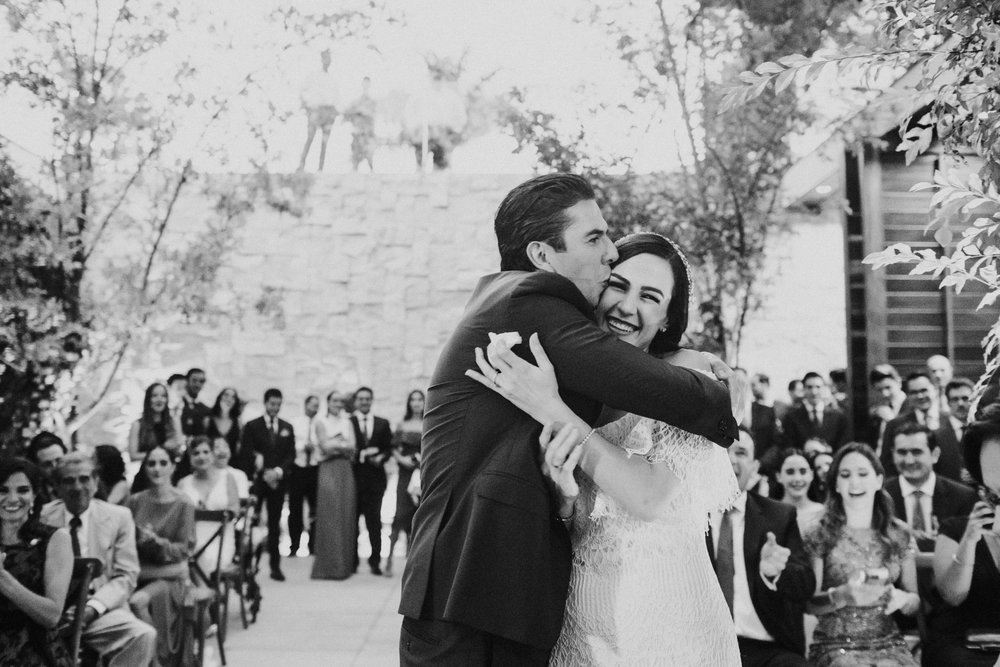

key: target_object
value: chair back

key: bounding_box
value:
[63,557,102,665]
[189,509,231,587]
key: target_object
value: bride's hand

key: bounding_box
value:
[700,352,750,423]
[465,332,570,425]
[539,422,584,511]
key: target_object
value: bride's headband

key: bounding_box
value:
[617,232,694,299]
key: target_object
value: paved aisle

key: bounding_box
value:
[223,556,402,666]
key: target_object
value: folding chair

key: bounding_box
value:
[220,495,263,631]
[186,509,232,666]
[59,557,102,666]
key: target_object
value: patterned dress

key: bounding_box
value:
[0,521,72,667]
[549,415,741,666]
[805,526,918,667]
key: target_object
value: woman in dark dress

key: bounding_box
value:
[206,387,246,469]
[0,458,73,667]
[129,383,182,493]
[926,413,1000,666]
[385,390,424,576]
[311,391,357,580]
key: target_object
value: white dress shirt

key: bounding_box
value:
[710,492,776,642]
[63,504,107,614]
[899,473,936,531]
[291,414,319,467]
[354,411,373,442]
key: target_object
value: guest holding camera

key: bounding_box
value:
[925,413,1000,666]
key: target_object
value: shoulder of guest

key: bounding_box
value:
[95,498,132,522]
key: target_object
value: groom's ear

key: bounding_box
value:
[525,241,553,272]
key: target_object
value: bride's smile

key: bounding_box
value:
[596,253,675,352]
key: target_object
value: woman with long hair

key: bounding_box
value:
[93,444,129,505]
[0,458,73,666]
[803,442,919,666]
[206,387,245,467]
[385,389,424,576]
[775,448,826,534]
[128,383,182,462]
[176,437,239,578]
[311,391,358,580]
[126,446,195,667]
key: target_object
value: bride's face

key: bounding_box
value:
[596,253,674,351]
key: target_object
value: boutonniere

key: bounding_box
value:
[279,429,290,437]
[29,538,40,547]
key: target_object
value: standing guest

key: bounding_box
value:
[128,382,183,465]
[925,412,1000,666]
[180,368,211,439]
[165,374,187,440]
[93,445,129,505]
[927,354,954,417]
[288,395,321,557]
[242,388,294,581]
[783,372,850,452]
[311,391,357,580]
[828,369,849,411]
[880,372,944,475]
[40,452,157,666]
[883,422,976,552]
[936,377,975,481]
[350,386,392,575]
[749,374,783,479]
[212,438,250,500]
[709,430,815,666]
[177,437,239,577]
[776,379,805,423]
[126,446,195,667]
[385,390,424,576]
[0,458,73,667]
[206,387,245,470]
[25,432,66,508]
[803,442,920,667]
[867,364,905,450]
[775,448,826,534]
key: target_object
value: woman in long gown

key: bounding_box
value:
[385,390,424,576]
[802,442,919,667]
[311,390,357,580]
[470,233,741,666]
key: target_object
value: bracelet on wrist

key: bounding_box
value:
[557,505,576,524]
[579,428,597,448]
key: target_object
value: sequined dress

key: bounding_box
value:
[549,414,741,667]
[805,526,917,667]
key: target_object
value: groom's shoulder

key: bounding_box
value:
[478,270,589,308]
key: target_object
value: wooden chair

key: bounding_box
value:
[185,509,232,666]
[58,557,102,666]
[219,495,263,632]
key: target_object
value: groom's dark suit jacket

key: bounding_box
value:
[399,271,738,649]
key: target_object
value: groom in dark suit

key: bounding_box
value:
[243,387,295,581]
[399,173,740,666]
[350,386,393,574]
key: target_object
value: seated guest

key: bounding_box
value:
[783,372,850,452]
[804,438,834,502]
[212,437,250,500]
[0,458,73,666]
[775,448,825,534]
[884,422,976,552]
[126,446,195,667]
[867,364,905,448]
[41,452,156,666]
[129,383,183,492]
[804,442,920,666]
[177,437,239,575]
[94,445,129,505]
[25,432,67,509]
[925,412,1000,666]
[880,372,943,475]
[206,387,250,474]
[935,377,975,482]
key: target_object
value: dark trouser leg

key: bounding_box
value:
[264,486,286,571]
[737,637,809,667]
[358,483,386,567]
[287,466,307,552]
[399,617,549,667]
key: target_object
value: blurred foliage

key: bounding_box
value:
[502,0,865,361]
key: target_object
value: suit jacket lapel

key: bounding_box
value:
[932,478,946,517]
[743,494,763,578]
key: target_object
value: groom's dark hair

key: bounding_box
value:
[494,173,595,272]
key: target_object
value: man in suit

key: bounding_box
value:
[884,422,976,551]
[866,364,905,449]
[399,173,740,666]
[180,367,211,438]
[935,377,975,482]
[748,373,783,477]
[351,386,393,575]
[26,430,67,509]
[242,387,295,581]
[710,429,815,666]
[782,371,850,451]
[288,394,321,557]
[879,371,943,475]
[927,353,954,417]
[41,452,156,666]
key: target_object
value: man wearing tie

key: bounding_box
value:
[243,388,296,581]
[710,429,815,666]
[41,452,156,666]
[288,394,321,556]
[934,378,975,482]
[782,372,849,451]
[880,372,944,475]
[350,386,392,575]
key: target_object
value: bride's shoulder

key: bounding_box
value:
[660,348,713,374]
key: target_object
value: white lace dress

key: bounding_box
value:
[549,414,742,667]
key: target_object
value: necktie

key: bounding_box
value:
[69,515,82,557]
[715,509,735,617]
[362,417,369,442]
[811,406,821,427]
[271,417,278,434]
[911,490,926,532]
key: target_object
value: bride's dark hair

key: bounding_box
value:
[612,232,691,356]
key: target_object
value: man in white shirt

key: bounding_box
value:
[288,395,321,556]
[933,377,976,482]
[884,422,976,552]
[710,429,814,666]
[40,452,156,666]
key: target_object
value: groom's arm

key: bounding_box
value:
[510,288,737,446]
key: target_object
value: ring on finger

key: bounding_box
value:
[491,370,500,387]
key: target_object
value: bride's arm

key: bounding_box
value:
[468,333,683,522]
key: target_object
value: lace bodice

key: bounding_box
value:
[549,415,740,666]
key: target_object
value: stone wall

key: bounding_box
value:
[79,173,848,444]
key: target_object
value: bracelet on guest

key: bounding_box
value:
[579,428,597,449]
[557,505,576,524]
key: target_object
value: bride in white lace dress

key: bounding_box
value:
[470,233,741,666]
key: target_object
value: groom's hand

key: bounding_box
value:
[700,352,750,423]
